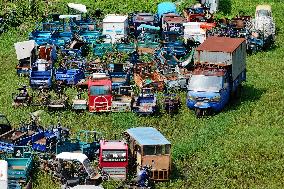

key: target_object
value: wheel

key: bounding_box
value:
[195,108,203,118]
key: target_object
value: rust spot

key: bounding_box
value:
[196,36,246,53]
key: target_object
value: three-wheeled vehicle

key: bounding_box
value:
[52,152,102,188]
[124,127,171,181]
[12,85,32,107]
[132,88,158,115]
[112,86,134,112]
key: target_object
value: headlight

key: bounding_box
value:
[188,95,196,101]
[211,96,221,102]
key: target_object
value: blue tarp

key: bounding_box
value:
[157,2,177,19]
[126,127,171,146]
[137,24,160,31]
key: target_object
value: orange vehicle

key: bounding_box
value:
[124,127,171,181]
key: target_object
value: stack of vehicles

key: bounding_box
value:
[12,2,270,117]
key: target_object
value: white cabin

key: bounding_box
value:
[103,15,128,43]
[183,22,206,44]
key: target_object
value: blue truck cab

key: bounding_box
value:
[109,63,131,91]
[186,37,246,117]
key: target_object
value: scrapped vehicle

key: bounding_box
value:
[187,37,246,117]
[52,152,102,188]
[163,94,181,114]
[14,40,36,76]
[47,82,69,111]
[72,89,88,111]
[134,68,165,91]
[251,5,275,48]
[109,63,131,91]
[1,146,33,189]
[102,15,128,43]
[99,140,128,180]
[56,130,100,160]
[118,165,153,189]
[0,125,44,153]
[157,2,178,21]
[55,59,86,85]
[29,45,57,89]
[136,24,161,55]
[161,13,186,42]
[132,88,158,115]
[88,73,112,112]
[12,85,32,107]
[32,126,70,153]
[129,13,157,36]
[112,86,134,112]
[124,127,171,181]
[93,34,113,57]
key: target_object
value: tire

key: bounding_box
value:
[195,108,203,118]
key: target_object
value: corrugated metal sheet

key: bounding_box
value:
[196,36,245,53]
[126,127,171,146]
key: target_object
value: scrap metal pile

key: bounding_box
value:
[0,113,171,189]
[13,2,276,117]
[1,1,277,188]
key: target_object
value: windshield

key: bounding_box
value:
[188,75,223,92]
[0,115,9,125]
[83,159,96,177]
[102,150,127,162]
[257,10,270,17]
[90,85,111,95]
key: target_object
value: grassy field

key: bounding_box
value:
[0,0,284,188]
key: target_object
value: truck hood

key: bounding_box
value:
[187,90,220,99]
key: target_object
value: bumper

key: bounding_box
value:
[187,99,223,112]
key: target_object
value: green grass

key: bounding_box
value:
[0,0,284,188]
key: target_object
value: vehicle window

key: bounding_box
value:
[165,144,171,154]
[143,145,155,155]
[102,150,127,162]
[188,75,223,92]
[156,145,162,155]
[90,85,111,95]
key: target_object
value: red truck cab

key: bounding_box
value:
[88,73,112,112]
[99,140,128,180]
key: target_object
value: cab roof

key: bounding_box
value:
[56,152,88,163]
[126,127,171,146]
[100,140,128,150]
[256,5,271,11]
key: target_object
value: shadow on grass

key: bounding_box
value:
[226,84,266,111]
[170,161,186,181]
[219,0,232,15]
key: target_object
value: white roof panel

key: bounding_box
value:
[59,15,80,19]
[56,152,88,163]
[14,40,35,60]
[68,3,87,13]
[103,14,128,23]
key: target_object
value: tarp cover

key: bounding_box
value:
[14,40,35,60]
[68,3,87,13]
